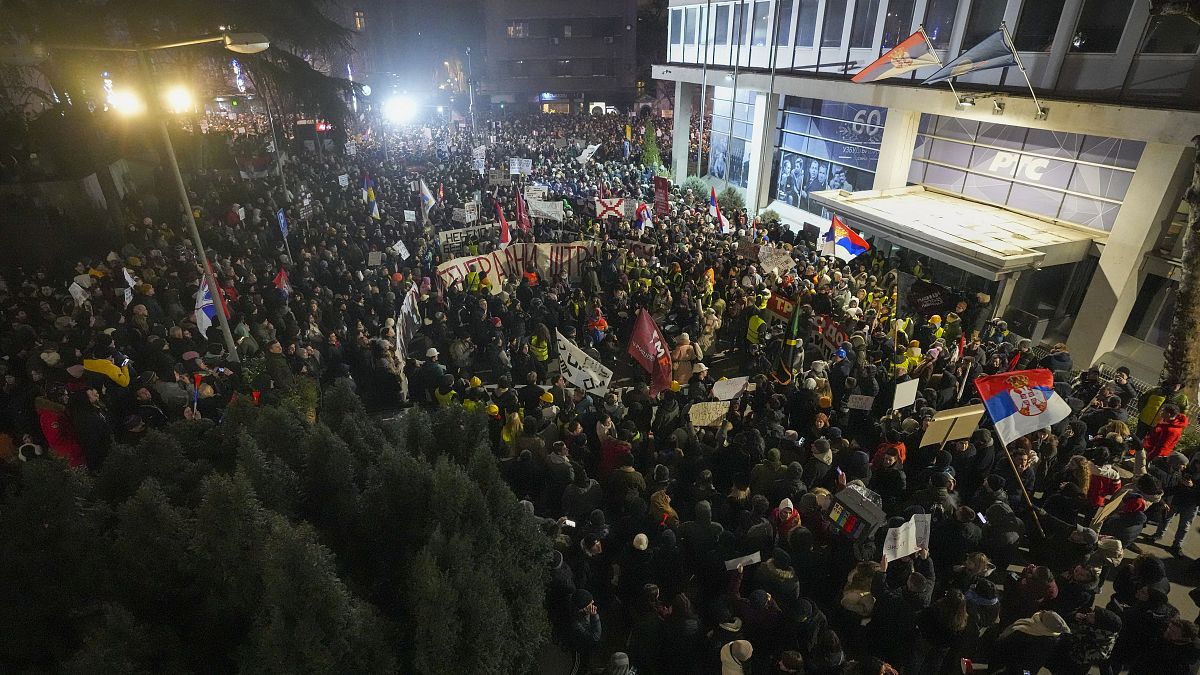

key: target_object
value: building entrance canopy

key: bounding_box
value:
[810,186,1101,281]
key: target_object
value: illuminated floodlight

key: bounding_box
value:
[383,95,418,123]
[109,89,145,116]
[165,85,193,113]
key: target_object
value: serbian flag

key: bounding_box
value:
[922,30,1017,84]
[361,174,372,204]
[495,199,511,248]
[627,308,674,396]
[437,183,445,204]
[822,215,870,262]
[273,266,292,297]
[852,30,940,83]
[976,369,1072,447]
[514,188,532,232]
[709,187,730,232]
[635,202,653,229]
[195,277,217,335]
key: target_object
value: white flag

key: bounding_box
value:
[556,330,613,395]
[528,198,565,222]
[577,144,600,165]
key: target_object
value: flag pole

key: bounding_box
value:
[1001,442,1046,538]
[918,25,960,102]
[1000,21,1048,119]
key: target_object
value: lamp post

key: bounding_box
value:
[465,47,477,139]
[20,33,270,363]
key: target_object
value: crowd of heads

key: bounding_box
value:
[1,106,1198,675]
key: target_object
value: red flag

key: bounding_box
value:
[438,183,444,203]
[653,176,670,215]
[514,187,532,232]
[627,308,674,396]
[273,266,292,296]
[495,199,511,248]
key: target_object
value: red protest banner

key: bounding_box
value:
[653,176,670,216]
[766,294,795,321]
[628,308,674,396]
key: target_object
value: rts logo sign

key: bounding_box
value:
[987,151,1049,182]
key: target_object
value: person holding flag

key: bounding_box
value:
[273,266,292,297]
[194,276,218,337]
[709,187,730,233]
[822,215,870,262]
[635,202,653,230]
[419,179,436,222]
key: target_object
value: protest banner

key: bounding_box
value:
[435,242,599,294]
[724,551,761,571]
[689,401,731,427]
[813,314,849,357]
[394,285,422,363]
[487,169,511,186]
[524,185,548,201]
[893,378,920,411]
[918,404,986,449]
[556,330,613,395]
[736,238,760,260]
[596,198,624,219]
[628,309,673,396]
[452,208,468,223]
[464,201,478,223]
[508,157,533,175]
[766,294,796,321]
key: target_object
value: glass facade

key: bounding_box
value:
[770,96,887,215]
[909,115,1145,232]
[1071,0,1134,53]
[708,87,757,188]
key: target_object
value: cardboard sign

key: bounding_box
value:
[848,394,875,411]
[529,199,565,222]
[688,401,731,427]
[508,157,533,175]
[438,223,498,256]
[918,404,987,449]
[404,210,417,223]
[488,169,512,186]
[367,251,384,267]
[893,378,920,411]
[338,174,349,187]
[464,201,478,222]
[736,238,759,260]
[758,245,794,274]
[653,176,671,215]
[524,185,548,201]
[391,240,411,260]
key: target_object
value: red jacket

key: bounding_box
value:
[35,398,85,467]
[1144,414,1189,460]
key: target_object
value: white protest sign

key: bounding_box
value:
[519,158,533,174]
[338,174,349,187]
[69,282,89,306]
[452,207,468,223]
[528,199,565,222]
[556,330,613,395]
[404,210,417,223]
[464,201,479,223]
[724,551,762,571]
[893,378,920,410]
[391,240,411,260]
[882,513,931,561]
[711,376,750,401]
[367,251,384,267]
[524,185,548,202]
[689,401,731,427]
[848,394,875,411]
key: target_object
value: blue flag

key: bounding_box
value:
[277,208,288,238]
[921,30,1016,85]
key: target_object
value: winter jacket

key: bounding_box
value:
[34,397,85,467]
[1143,414,1189,460]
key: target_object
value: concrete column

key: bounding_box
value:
[992,271,1021,320]
[1068,142,1196,368]
[746,91,779,214]
[1040,0,1085,89]
[872,108,920,190]
[672,80,696,179]
[946,0,972,61]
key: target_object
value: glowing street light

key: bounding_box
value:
[383,95,418,123]
[108,89,145,115]
[165,85,193,113]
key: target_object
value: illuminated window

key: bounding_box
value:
[563,24,573,37]
[354,10,365,31]
[507,21,528,38]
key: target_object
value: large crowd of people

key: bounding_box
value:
[1,106,1198,675]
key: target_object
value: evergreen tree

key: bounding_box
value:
[642,121,662,168]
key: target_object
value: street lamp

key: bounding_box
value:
[11,32,271,363]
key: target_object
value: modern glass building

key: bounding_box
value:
[656,0,1200,378]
